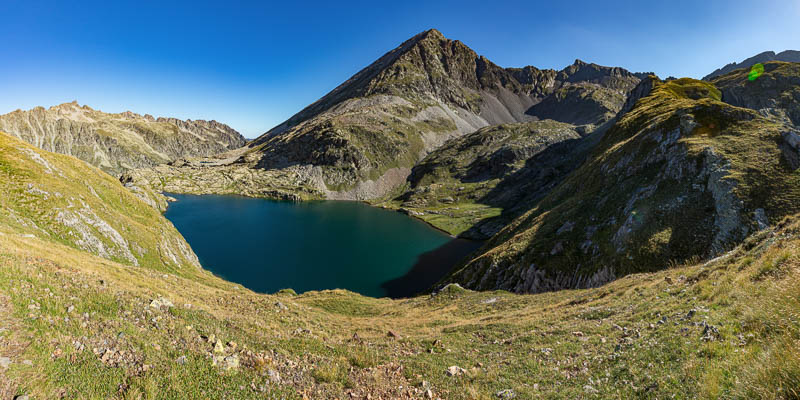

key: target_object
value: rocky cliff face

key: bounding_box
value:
[0,101,246,176]
[446,76,800,293]
[703,50,800,80]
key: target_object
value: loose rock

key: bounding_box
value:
[223,354,239,370]
[446,365,466,377]
[497,389,516,399]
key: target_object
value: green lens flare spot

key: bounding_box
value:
[748,63,765,81]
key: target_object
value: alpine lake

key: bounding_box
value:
[164,194,482,298]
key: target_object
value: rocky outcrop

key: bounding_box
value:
[121,159,324,202]
[387,120,586,237]
[711,61,800,127]
[0,101,246,176]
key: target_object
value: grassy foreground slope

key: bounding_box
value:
[0,131,199,271]
[2,207,800,399]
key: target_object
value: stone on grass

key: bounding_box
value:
[496,389,516,399]
[223,354,239,370]
[268,368,281,383]
[446,365,466,377]
[213,339,225,354]
[149,297,173,309]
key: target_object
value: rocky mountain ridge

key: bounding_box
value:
[446,69,800,293]
[703,49,800,80]
[0,101,247,176]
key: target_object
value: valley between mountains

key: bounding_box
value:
[1,28,800,399]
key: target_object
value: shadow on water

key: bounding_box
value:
[381,238,484,298]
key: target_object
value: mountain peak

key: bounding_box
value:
[417,28,444,40]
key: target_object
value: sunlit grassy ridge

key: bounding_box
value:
[2,206,800,398]
[447,76,800,292]
[0,132,199,272]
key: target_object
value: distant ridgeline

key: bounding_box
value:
[0,101,246,177]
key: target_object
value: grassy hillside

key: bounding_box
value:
[447,76,800,293]
[0,131,199,272]
[1,206,800,399]
[1,108,799,399]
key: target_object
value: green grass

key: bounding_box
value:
[2,213,800,398]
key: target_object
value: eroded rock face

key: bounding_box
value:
[0,101,246,176]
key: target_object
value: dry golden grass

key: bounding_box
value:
[2,213,800,398]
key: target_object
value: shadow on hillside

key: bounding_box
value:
[457,121,614,239]
[381,238,484,298]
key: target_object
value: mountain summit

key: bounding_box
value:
[175,29,642,200]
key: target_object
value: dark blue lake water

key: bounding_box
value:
[164,194,481,297]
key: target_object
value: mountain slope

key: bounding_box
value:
[379,76,659,239]
[0,102,246,176]
[446,76,800,293]
[703,50,800,80]
[377,120,587,237]
[128,29,642,200]
[0,131,199,271]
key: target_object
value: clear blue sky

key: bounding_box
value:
[1,0,798,138]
